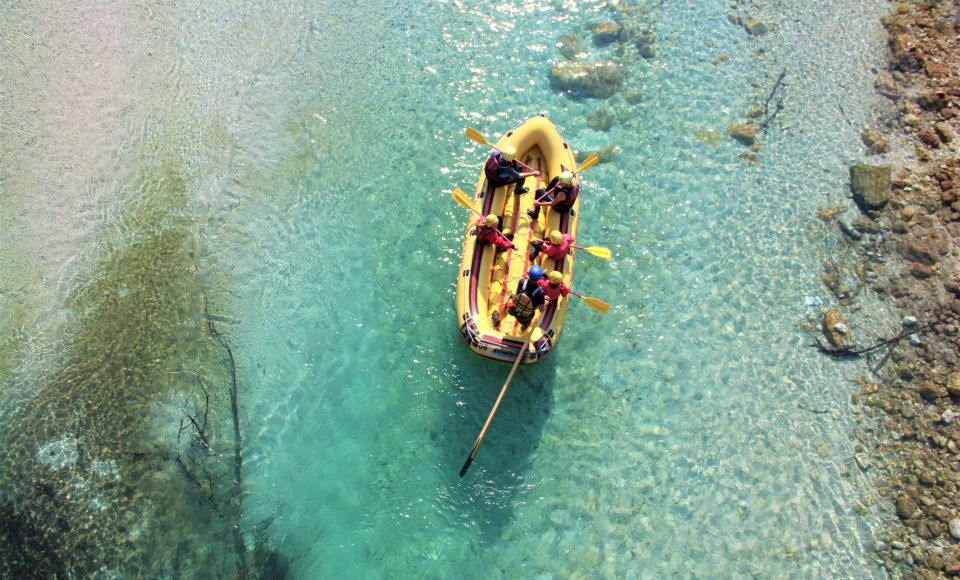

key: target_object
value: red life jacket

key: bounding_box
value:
[475,218,512,249]
[537,278,570,302]
[542,234,574,261]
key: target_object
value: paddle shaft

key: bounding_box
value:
[532,180,577,207]
[491,148,538,175]
[459,328,536,477]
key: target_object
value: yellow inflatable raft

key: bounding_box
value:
[455,115,579,364]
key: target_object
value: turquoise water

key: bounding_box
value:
[0,0,898,577]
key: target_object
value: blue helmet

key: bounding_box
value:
[528,265,544,281]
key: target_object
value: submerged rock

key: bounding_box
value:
[622,88,644,104]
[861,129,890,154]
[727,123,756,146]
[589,21,621,46]
[549,61,623,99]
[635,33,656,59]
[744,18,769,36]
[586,107,614,131]
[934,121,955,143]
[896,494,920,519]
[852,216,882,233]
[850,164,891,211]
[918,380,942,400]
[558,34,584,60]
[950,519,960,539]
[822,308,851,347]
[946,372,960,397]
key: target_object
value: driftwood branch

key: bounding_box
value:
[202,291,248,570]
[813,313,958,372]
[759,69,786,132]
[167,288,249,572]
[836,97,853,127]
[798,403,829,415]
[170,370,212,451]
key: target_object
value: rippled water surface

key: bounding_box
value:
[1,0,897,577]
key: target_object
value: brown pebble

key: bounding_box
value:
[897,494,920,518]
[934,122,955,143]
[919,381,942,400]
[921,127,941,147]
[910,262,934,279]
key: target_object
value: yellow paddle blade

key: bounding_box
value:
[584,245,612,259]
[451,188,475,211]
[578,294,610,314]
[465,127,492,147]
[576,152,600,173]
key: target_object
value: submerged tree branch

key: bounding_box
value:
[202,291,248,570]
[813,313,958,371]
[168,289,249,573]
[760,69,786,132]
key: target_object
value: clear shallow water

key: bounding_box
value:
[0,0,897,577]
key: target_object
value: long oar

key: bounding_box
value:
[573,244,611,260]
[570,290,610,313]
[459,321,538,477]
[465,127,538,174]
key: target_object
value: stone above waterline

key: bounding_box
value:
[850,164,891,211]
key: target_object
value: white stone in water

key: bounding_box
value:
[909,333,922,346]
[36,435,79,470]
[950,519,960,540]
[902,316,918,327]
[942,410,958,425]
[833,322,848,335]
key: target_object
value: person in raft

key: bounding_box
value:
[485,145,538,195]
[529,229,575,262]
[526,170,578,220]
[538,270,570,307]
[493,265,546,329]
[475,214,515,250]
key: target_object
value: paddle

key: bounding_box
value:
[576,152,600,173]
[451,188,480,215]
[465,127,539,174]
[573,244,612,260]
[459,319,538,477]
[465,127,496,149]
[570,290,610,313]
[451,188,514,244]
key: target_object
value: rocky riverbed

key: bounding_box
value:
[824,1,960,577]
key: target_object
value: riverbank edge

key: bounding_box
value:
[844,1,960,577]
